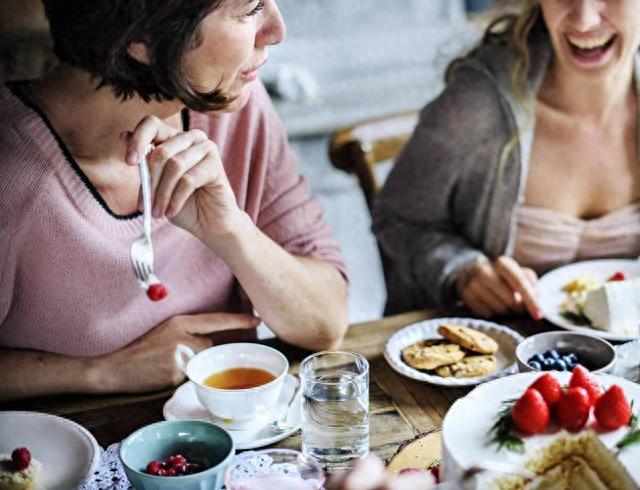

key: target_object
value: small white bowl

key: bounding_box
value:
[175,343,288,430]
[516,331,616,373]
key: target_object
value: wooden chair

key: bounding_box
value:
[328,110,420,210]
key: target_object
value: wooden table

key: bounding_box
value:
[1,311,553,461]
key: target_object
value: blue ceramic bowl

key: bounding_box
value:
[119,420,234,490]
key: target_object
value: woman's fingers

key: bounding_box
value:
[495,257,541,320]
[182,313,261,336]
[151,138,213,217]
[125,115,181,166]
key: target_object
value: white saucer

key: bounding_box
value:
[0,411,101,490]
[163,373,301,450]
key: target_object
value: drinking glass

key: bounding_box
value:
[300,351,369,472]
[224,449,324,490]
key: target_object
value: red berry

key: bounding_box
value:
[511,388,550,435]
[594,385,632,431]
[166,454,186,469]
[147,283,169,301]
[430,465,440,482]
[608,271,626,282]
[186,463,202,474]
[165,467,177,477]
[529,374,562,406]
[157,468,167,477]
[569,365,603,407]
[11,448,31,472]
[145,460,163,475]
[556,387,591,432]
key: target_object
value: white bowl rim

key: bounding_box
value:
[119,419,235,480]
[186,343,289,393]
[0,410,101,487]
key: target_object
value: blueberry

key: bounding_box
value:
[562,355,573,366]
[543,358,556,371]
[528,360,542,371]
[567,353,578,362]
[555,359,567,371]
[531,353,545,364]
[546,349,560,360]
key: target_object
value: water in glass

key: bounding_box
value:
[301,352,369,471]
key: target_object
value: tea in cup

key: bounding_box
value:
[175,343,288,430]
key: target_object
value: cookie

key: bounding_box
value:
[435,355,497,378]
[402,340,466,371]
[437,324,499,354]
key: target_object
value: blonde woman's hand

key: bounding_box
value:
[456,256,541,319]
[122,115,243,240]
[327,456,435,490]
[96,313,260,393]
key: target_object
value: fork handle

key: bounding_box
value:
[140,146,153,239]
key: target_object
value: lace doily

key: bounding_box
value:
[80,443,132,490]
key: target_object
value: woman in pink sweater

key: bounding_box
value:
[0,0,348,401]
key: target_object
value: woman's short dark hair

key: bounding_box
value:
[42,0,232,112]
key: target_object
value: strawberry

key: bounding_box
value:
[511,388,550,434]
[11,448,30,471]
[594,385,632,431]
[529,373,562,406]
[608,271,626,282]
[569,365,603,406]
[145,460,163,475]
[556,387,591,432]
[147,282,169,301]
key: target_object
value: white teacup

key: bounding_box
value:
[175,343,289,430]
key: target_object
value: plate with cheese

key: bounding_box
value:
[539,259,640,341]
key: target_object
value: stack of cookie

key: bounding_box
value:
[401,324,499,378]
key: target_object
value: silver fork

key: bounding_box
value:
[130,146,155,286]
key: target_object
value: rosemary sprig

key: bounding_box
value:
[428,458,442,469]
[559,309,592,326]
[488,399,524,454]
[615,402,640,453]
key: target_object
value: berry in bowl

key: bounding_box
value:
[119,420,234,490]
[516,331,616,374]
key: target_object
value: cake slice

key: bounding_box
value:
[583,278,640,336]
[493,431,636,490]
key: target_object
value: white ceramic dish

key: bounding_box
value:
[384,317,523,387]
[163,374,301,450]
[0,411,100,490]
[614,339,640,383]
[441,372,640,488]
[538,259,640,341]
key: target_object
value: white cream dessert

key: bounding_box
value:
[583,278,640,336]
[0,453,41,490]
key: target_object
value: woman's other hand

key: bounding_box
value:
[95,312,260,393]
[327,456,435,490]
[456,256,541,320]
[122,116,243,240]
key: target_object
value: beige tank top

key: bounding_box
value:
[513,203,640,275]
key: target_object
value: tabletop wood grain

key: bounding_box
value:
[1,311,553,462]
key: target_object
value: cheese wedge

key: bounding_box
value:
[583,279,640,337]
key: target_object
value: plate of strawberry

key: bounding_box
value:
[441,367,640,486]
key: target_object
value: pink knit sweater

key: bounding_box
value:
[0,81,346,356]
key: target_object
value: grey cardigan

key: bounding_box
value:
[373,27,640,314]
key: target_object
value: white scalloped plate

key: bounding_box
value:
[538,259,640,342]
[384,317,524,387]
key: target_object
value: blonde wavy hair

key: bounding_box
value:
[445,0,544,178]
